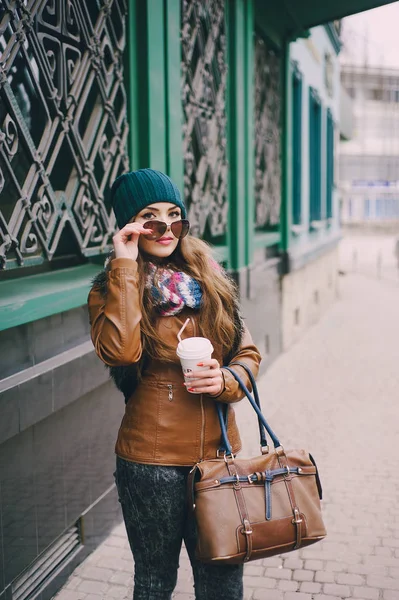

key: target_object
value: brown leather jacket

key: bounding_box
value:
[88,257,262,466]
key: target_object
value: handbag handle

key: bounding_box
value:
[216,361,268,455]
[230,361,269,450]
[216,365,281,455]
[217,361,268,454]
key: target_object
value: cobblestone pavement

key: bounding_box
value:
[55,273,399,600]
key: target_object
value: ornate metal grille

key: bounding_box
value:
[0,0,128,270]
[181,0,228,243]
[254,33,282,230]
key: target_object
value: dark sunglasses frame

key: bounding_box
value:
[142,219,190,241]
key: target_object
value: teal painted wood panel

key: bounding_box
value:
[326,109,334,219]
[165,0,184,194]
[309,87,322,224]
[280,43,291,253]
[227,0,255,270]
[292,65,303,225]
[0,264,101,332]
[147,1,167,171]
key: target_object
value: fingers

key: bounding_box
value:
[196,359,219,369]
[113,223,152,244]
[184,367,223,396]
[188,384,223,396]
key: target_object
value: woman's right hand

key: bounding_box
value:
[112,223,152,261]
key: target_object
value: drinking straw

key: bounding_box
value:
[177,317,190,343]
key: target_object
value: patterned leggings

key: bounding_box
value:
[115,457,243,600]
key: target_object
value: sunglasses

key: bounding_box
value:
[142,219,190,241]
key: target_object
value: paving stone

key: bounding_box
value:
[264,568,292,580]
[315,571,335,584]
[352,587,380,600]
[253,591,283,600]
[283,558,303,570]
[367,575,399,590]
[261,557,284,568]
[64,577,83,591]
[277,579,298,592]
[304,559,324,571]
[375,546,393,557]
[109,572,134,586]
[336,572,364,586]
[348,563,388,577]
[107,586,131,599]
[323,583,351,597]
[77,580,109,595]
[80,567,115,583]
[293,569,313,582]
[383,591,399,600]
[55,591,87,600]
[243,576,277,589]
[244,565,265,577]
[172,579,194,594]
[299,582,322,594]
[283,593,311,600]
[312,596,345,600]
[325,561,347,573]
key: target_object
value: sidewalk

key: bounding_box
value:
[55,273,399,600]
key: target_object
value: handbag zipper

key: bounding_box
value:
[167,384,173,401]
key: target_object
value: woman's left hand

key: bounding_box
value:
[184,359,224,397]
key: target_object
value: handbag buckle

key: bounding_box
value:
[260,445,269,455]
[243,519,253,535]
[216,449,235,460]
[292,507,303,525]
[223,453,235,463]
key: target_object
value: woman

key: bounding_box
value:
[88,168,262,600]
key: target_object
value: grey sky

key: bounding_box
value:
[341,2,399,68]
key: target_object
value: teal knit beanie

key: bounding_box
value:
[110,169,187,229]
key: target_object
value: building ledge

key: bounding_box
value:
[0,263,101,332]
[287,234,342,272]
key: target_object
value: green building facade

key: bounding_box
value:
[0,1,393,599]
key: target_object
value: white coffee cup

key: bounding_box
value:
[176,337,214,394]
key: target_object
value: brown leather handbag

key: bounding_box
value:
[188,363,327,564]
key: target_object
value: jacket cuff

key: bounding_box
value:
[208,368,227,399]
[110,257,138,272]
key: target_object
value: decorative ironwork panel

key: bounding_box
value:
[0,0,129,270]
[181,0,228,242]
[254,33,281,230]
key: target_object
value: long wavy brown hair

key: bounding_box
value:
[136,236,242,363]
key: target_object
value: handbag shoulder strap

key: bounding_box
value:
[223,366,281,449]
[229,361,268,449]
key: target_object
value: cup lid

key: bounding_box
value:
[176,337,214,357]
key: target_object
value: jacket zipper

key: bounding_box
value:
[167,384,173,401]
[190,316,205,461]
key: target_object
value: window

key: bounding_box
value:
[292,66,302,225]
[309,88,322,224]
[326,109,334,219]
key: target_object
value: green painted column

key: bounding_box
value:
[280,40,292,257]
[244,0,255,266]
[227,0,255,272]
[127,0,183,181]
[164,0,184,195]
[147,1,167,172]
